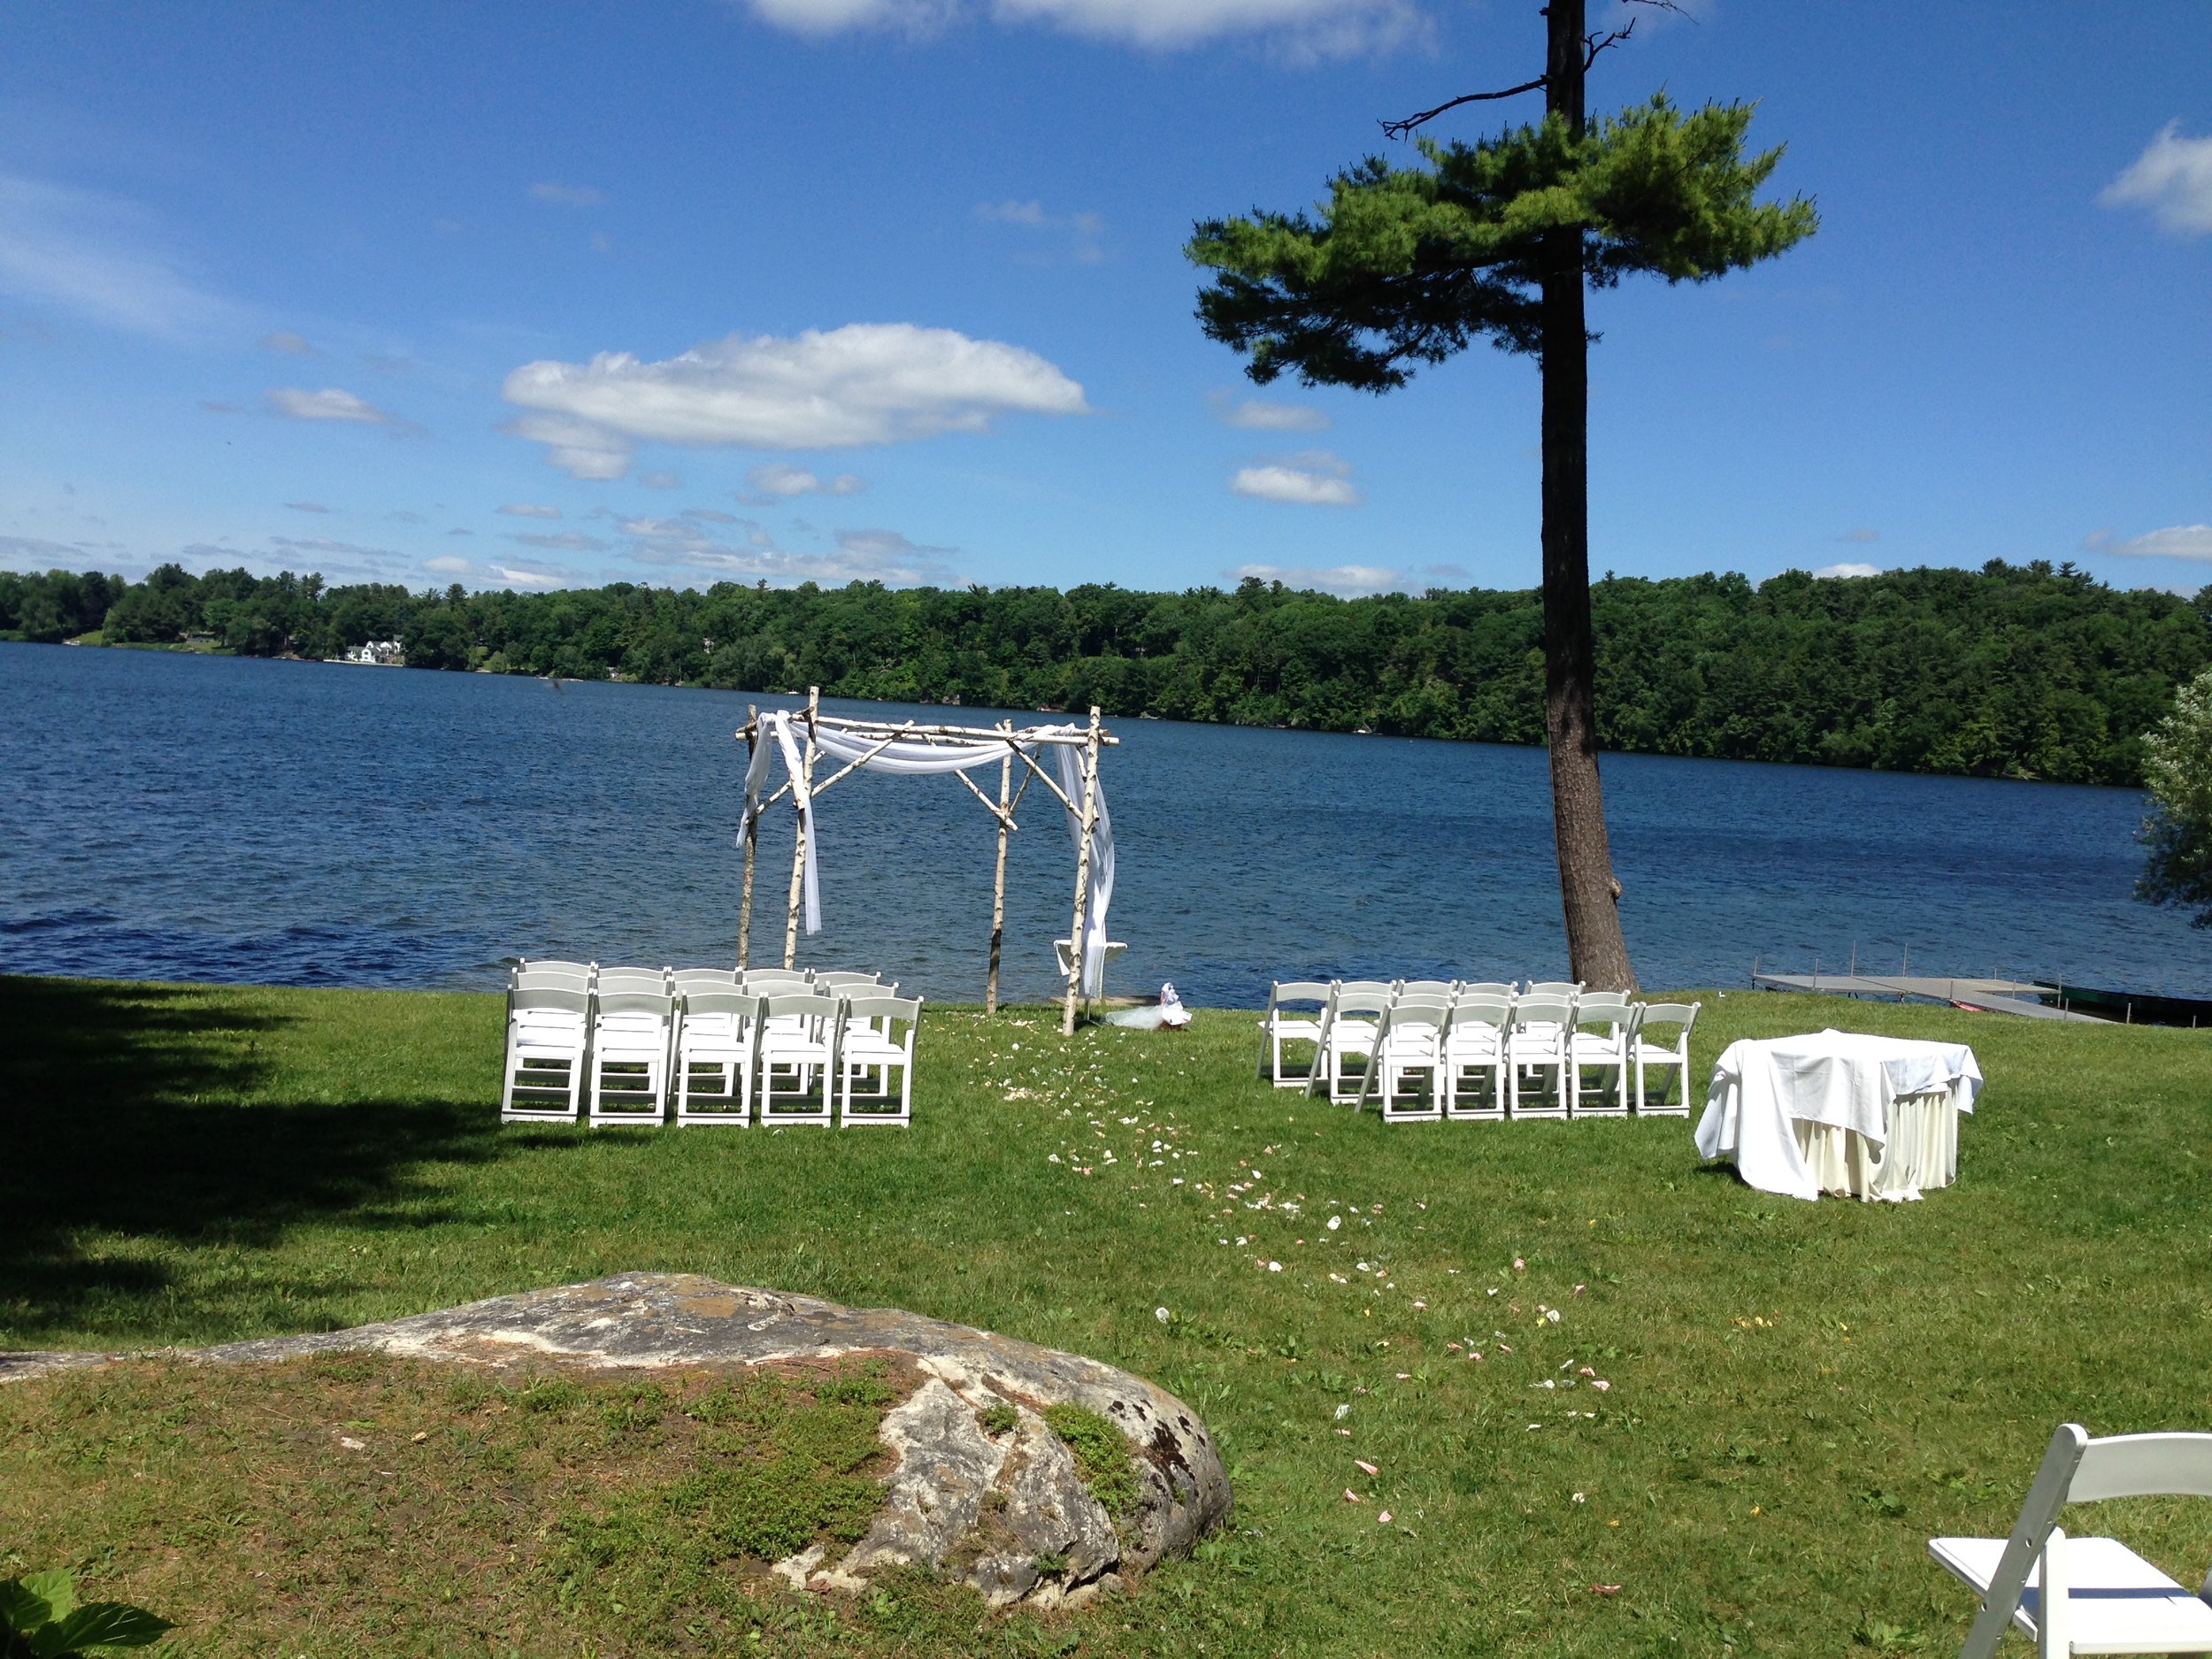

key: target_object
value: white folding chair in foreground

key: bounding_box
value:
[1258,980,1331,1088]
[757,991,840,1126]
[1361,997,1450,1123]
[500,984,590,1123]
[1930,1421,2212,1658]
[673,990,765,1125]
[1506,994,1576,1118]
[588,988,674,1127]
[1567,992,1633,1116]
[837,994,923,1126]
[1310,982,1394,1103]
[1442,996,1511,1121]
[1631,1002,1700,1115]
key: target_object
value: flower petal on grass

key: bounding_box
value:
[1354,1459,1379,1477]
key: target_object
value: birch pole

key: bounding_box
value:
[1060,704,1103,1037]
[783,685,819,971]
[986,723,1012,1016]
[737,704,758,970]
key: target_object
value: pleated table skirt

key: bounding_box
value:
[1790,1089,1962,1202]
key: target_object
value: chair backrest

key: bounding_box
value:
[1458,981,1516,998]
[1525,980,1584,998]
[514,967,591,993]
[737,969,812,989]
[843,993,921,1032]
[1337,979,1394,998]
[595,989,672,1021]
[1637,1002,1700,1044]
[511,984,588,1018]
[680,989,764,1022]
[1382,997,1451,1033]
[518,958,593,979]
[1269,980,1332,1011]
[1956,1425,2212,1659]
[597,967,669,995]
[814,970,882,988]
[1331,987,1394,1018]
[1448,996,1511,1033]
[1397,979,1456,998]
[1511,995,1576,1031]
[1575,992,1632,1029]
[671,968,736,991]
[760,991,841,1019]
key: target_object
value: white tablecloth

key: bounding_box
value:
[1695,1030,1981,1202]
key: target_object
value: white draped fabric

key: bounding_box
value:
[735,712,1116,993]
[1695,1030,1981,1202]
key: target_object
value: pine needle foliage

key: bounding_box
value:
[1190,97,1816,389]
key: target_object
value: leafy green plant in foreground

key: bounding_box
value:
[1043,1402,1142,1519]
[0,1569,171,1658]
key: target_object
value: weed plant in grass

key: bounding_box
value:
[4,973,2212,1655]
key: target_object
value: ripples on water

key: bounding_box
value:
[3,642,2204,1004]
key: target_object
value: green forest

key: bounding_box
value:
[4,558,2202,787]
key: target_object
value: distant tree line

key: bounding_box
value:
[4,557,2203,787]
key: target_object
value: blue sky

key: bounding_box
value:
[1,0,2206,599]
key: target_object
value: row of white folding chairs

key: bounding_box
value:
[1259,979,1699,1119]
[502,965,915,1127]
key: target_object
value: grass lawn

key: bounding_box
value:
[4,973,2209,1657]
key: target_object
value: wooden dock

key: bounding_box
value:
[1751,972,2102,1023]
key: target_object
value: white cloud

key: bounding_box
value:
[1811,562,1883,580]
[975,199,1104,263]
[0,172,242,339]
[498,503,563,519]
[502,323,1087,480]
[422,555,472,574]
[1214,394,1328,432]
[266,386,409,428]
[1231,561,1401,595]
[530,181,607,207]
[745,0,1421,54]
[1230,450,1362,506]
[618,513,965,586]
[488,563,571,589]
[743,463,867,502]
[501,413,632,480]
[506,530,613,552]
[2101,123,2212,235]
[260,330,314,355]
[2085,523,2212,561]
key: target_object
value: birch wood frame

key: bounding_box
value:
[733,690,1117,1019]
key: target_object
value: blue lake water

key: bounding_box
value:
[4,641,2207,1006]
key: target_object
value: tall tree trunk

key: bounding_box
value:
[1540,0,1637,991]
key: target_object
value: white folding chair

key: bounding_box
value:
[1631,1002,1699,1115]
[673,990,765,1125]
[1258,980,1332,1088]
[837,994,922,1126]
[1506,994,1576,1118]
[1442,995,1511,1121]
[1309,982,1394,1103]
[757,991,840,1126]
[1567,992,1633,1116]
[500,984,589,1123]
[1361,997,1450,1123]
[588,988,673,1126]
[1931,1422,2212,1658]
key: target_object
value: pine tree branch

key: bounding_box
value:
[1379,77,1548,141]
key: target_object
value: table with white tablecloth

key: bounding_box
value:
[1694,1030,1982,1202]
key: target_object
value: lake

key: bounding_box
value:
[4,641,2206,1006]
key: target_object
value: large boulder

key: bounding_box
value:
[0,1272,1230,1609]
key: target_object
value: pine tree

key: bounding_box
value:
[1187,0,1816,988]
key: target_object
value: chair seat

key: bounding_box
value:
[1930,1535,2212,1655]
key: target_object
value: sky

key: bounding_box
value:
[0,0,2207,600]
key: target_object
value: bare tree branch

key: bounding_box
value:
[1582,21,1633,69]
[1380,76,1548,141]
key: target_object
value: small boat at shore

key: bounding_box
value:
[2043,983,2212,1027]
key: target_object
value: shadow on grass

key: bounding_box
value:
[0,976,535,1344]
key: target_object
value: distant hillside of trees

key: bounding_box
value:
[4,557,2203,787]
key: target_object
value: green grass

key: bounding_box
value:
[5,972,2212,1656]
